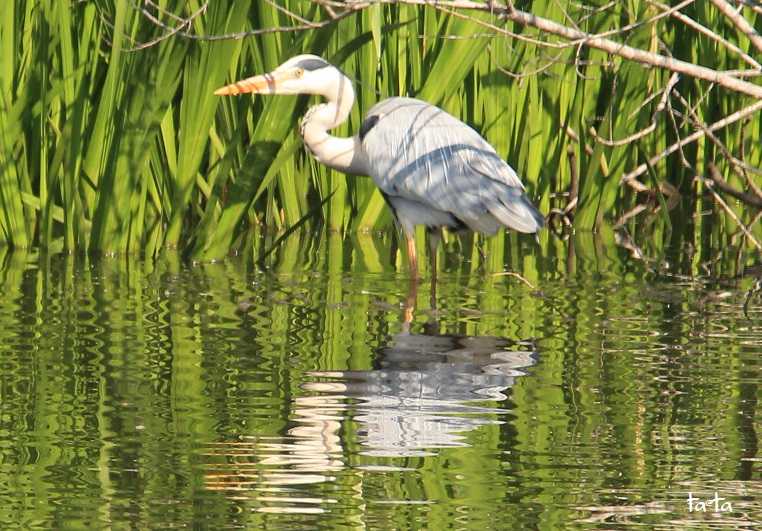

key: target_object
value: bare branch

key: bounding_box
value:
[590,0,695,42]
[135,1,362,42]
[738,0,762,16]
[591,73,680,147]
[702,172,762,250]
[497,2,762,99]
[707,164,762,208]
[129,0,762,101]
[127,2,208,52]
[671,89,762,183]
[710,0,762,55]
[620,98,762,185]
[352,0,762,99]
[650,0,762,70]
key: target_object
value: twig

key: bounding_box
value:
[738,0,762,16]
[500,2,762,99]
[428,2,569,48]
[496,54,564,79]
[701,172,762,250]
[620,98,762,186]
[127,2,208,52]
[671,88,762,180]
[136,1,361,42]
[650,0,762,70]
[134,0,762,100]
[707,163,762,208]
[710,0,762,55]
[591,73,680,146]
[492,271,536,289]
[265,0,316,26]
[589,0,695,42]
[614,203,649,226]
[660,91,693,174]
[357,0,762,99]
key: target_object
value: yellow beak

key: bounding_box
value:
[214,73,276,96]
[214,68,303,96]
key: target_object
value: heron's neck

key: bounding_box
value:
[300,76,367,175]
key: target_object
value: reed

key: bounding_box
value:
[0,0,759,265]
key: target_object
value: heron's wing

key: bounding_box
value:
[361,98,543,234]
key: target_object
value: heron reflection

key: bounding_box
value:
[204,281,537,513]
[304,324,536,457]
[204,323,536,512]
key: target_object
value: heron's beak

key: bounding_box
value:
[214,69,295,96]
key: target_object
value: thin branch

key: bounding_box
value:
[671,88,762,179]
[127,2,208,52]
[265,0,316,26]
[142,0,187,23]
[492,271,536,289]
[707,163,762,208]
[620,98,762,186]
[591,73,680,146]
[498,2,762,99]
[132,0,762,101]
[702,172,762,250]
[358,0,762,99]
[710,0,762,55]
[665,93,693,171]
[427,2,570,48]
[496,53,564,79]
[590,0,695,42]
[137,2,361,42]
[650,0,762,70]
[738,0,762,16]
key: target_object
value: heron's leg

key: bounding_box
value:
[426,227,442,308]
[403,274,417,327]
[406,235,418,276]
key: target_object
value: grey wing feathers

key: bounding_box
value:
[361,97,543,235]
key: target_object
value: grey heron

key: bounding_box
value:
[215,55,544,277]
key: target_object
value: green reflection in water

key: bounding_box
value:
[0,230,759,529]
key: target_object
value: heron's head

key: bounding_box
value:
[214,55,342,97]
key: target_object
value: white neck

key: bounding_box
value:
[300,73,367,176]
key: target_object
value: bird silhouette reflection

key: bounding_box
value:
[204,286,537,512]
[304,320,537,457]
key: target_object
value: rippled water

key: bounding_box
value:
[0,233,760,529]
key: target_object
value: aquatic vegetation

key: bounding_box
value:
[0,1,760,273]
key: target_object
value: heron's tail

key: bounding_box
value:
[487,185,544,233]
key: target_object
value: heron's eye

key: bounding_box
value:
[294,68,304,78]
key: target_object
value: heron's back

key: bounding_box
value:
[359,97,543,235]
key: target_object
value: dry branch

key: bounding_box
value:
[358,0,762,99]
[710,0,762,55]
[591,73,680,147]
[620,98,762,186]
[132,1,762,100]
[707,164,762,208]
[650,0,762,70]
[702,175,762,250]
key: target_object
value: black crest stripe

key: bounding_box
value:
[295,58,330,71]
[359,115,380,141]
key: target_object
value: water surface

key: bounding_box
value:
[0,231,760,529]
